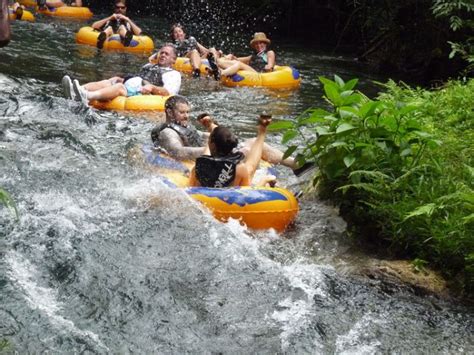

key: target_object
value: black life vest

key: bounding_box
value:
[137,64,174,87]
[249,51,269,72]
[195,152,245,188]
[153,122,203,148]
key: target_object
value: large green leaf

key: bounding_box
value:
[336,123,357,134]
[282,145,298,160]
[268,120,294,131]
[334,74,345,88]
[339,106,359,119]
[316,126,332,135]
[343,155,356,167]
[359,101,379,118]
[343,78,359,91]
[319,76,334,87]
[341,93,363,106]
[324,84,342,106]
[282,129,298,144]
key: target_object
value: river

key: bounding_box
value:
[0,12,473,353]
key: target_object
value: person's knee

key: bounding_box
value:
[116,83,127,96]
[118,25,127,35]
[109,76,123,84]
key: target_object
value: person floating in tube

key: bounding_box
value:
[61,44,181,105]
[206,32,276,80]
[90,0,141,49]
[151,97,314,177]
[37,0,82,10]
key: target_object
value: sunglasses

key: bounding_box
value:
[115,5,126,9]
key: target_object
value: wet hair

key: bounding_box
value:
[170,23,185,39]
[165,95,188,112]
[160,43,177,58]
[210,126,238,157]
[196,112,210,121]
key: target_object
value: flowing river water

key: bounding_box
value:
[0,13,473,353]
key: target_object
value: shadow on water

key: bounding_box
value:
[0,12,473,353]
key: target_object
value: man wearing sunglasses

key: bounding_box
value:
[91,0,141,49]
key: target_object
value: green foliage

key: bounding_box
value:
[273,76,474,295]
[0,188,18,220]
[431,0,474,73]
[412,258,429,273]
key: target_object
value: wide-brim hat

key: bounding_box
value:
[250,32,271,48]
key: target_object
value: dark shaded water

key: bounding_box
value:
[0,13,473,353]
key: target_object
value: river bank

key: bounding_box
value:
[275,76,474,299]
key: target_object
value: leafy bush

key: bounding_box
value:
[431,0,474,74]
[272,76,474,295]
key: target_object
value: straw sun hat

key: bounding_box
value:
[250,32,271,48]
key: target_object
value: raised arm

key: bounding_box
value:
[91,14,114,31]
[264,50,276,71]
[196,42,209,57]
[148,52,158,63]
[119,14,142,35]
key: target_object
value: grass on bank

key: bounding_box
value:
[271,76,474,295]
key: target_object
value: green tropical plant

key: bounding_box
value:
[272,75,474,295]
[431,0,474,73]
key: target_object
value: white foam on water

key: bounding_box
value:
[271,262,330,351]
[120,176,188,203]
[205,219,333,352]
[335,313,384,354]
[26,191,104,238]
[6,250,109,352]
[31,191,90,219]
[0,73,16,88]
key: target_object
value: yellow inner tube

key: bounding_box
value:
[90,95,171,112]
[221,65,301,89]
[130,145,299,232]
[76,26,154,53]
[173,57,212,75]
[172,58,301,89]
[37,6,93,19]
[8,7,35,21]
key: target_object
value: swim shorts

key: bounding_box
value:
[124,76,143,97]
